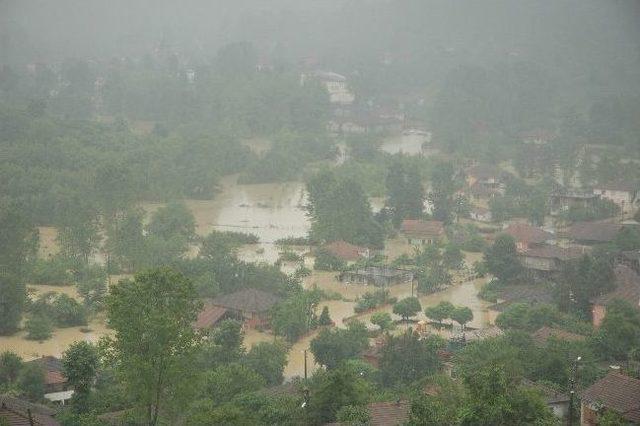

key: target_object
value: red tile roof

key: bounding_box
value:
[581,372,640,423]
[593,265,640,307]
[0,395,59,426]
[522,245,589,261]
[566,222,623,243]
[505,223,553,245]
[531,326,586,346]
[401,220,444,239]
[367,401,411,426]
[194,302,228,330]
[211,288,281,314]
[322,240,367,262]
[44,371,66,386]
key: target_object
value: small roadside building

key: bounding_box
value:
[580,371,640,425]
[549,188,600,216]
[401,219,445,246]
[339,266,414,287]
[591,264,640,328]
[469,206,492,223]
[209,288,281,329]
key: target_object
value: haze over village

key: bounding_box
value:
[0,1,639,425]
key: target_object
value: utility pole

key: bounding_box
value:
[568,356,581,426]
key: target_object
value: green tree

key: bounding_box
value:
[76,266,107,312]
[318,306,332,326]
[271,290,320,342]
[370,312,393,332]
[393,297,422,322]
[203,363,266,404]
[147,202,196,243]
[558,255,614,317]
[104,268,202,425]
[310,321,369,369]
[106,208,146,272]
[25,313,53,341]
[243,341,288,386]
[428,162,458,223]
[203,319,245,366]
[51,294,87,327]
[336,404,371,425]
[379,331,443,386]
[308,365,372,424]
[0,199,37,334]
[442,243,464,269]
[424,301,455,327]
[386,157,424,226]
[484,234,523,284]
[595,299,640,360]
[614,227,640,251]
[450,306,473,331]
[18,362,45,401]
[62,341,99,413]
[0,351,23,387]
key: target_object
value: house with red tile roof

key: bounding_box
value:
[504,223,554,252]
[531,326,586,347]
[401,219,445,246]
[194,301,230,331]
[519,245,588,277]
[25,356,73,405]
[321,240,370,263]
[0,395,59,426]
[565,221,623,245]
[326,400,410,426]
[591,264,640,327]
[209,288,281,329]
[580,371,640,425]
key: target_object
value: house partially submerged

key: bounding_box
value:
[580,371,640,425]
[208,288,281,329]
[321,240,370,264]
[401,219,445,246]
[0,395,59,426]
[339,266,414,287]
[504,223,554,252]
[591,264,640,327]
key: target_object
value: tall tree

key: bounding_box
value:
[105,268,202,425]
[428,162,458,223]
[484,234,523,285]
[386,157,424,226]
[62,341,99,413]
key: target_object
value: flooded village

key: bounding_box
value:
[1,1,640,424]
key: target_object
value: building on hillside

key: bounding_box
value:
[531,326,586,347]
[25,356,73,405]
[518,245,587,279]
[339,266,414,287]
[0,394,59,425]
[401,219,445,246]
[564,221,623,246]
[468,181,502,201]
[469,206,492,223]
[487,284,555,324]
[549,188,600,216]
[301,70,354,105]
[580,371,640,425]
[617,250,640,274]
[321,240,370,264]
[591,264,640,328]
[465,164,507,188]
[504,223,554,252]
[194,301,232,331]
[209,288,281,329]
[521,379,570,421]
[592,182,638,216]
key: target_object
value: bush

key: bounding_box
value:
[28,258,71,285]
[477,279,505,303]
[275,236,310,246]
[25,314,53,341]
[52,294,88,327]
[354,289,395,313]
[314,248,346,271]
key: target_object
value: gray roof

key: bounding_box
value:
[211,288,281,314]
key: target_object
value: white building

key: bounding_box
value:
[592,183,638,216]
[301,70,355,105]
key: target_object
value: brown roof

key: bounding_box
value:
[401,219,444,239]
[466,164,503,181]
[194,302,228,329]
[566,222,623,243]
[593,265,640,307]
[44,371,66,386]
[367,401,411,426]
[521,379,569,404]
[505,223,553,245]
[522,245,589,261]
[26,356,62,373]
[0,395,59,426]
[211,288,281,314]
[593,182,638,193]
[581,372,640,422]
[531,326,586,346]
[322,240,367,262]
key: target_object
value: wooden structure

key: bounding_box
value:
[401,219,445,246]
